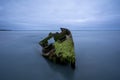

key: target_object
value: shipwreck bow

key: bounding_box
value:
[39,28,76,69]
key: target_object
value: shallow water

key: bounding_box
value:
[0,31,120,80]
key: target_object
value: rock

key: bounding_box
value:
[39,28,76,69]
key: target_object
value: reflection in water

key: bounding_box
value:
[44,58,75,80]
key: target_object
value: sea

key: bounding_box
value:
[0,30,120,80]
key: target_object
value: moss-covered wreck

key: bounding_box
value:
[39,28,76,69]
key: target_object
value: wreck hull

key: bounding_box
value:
[39,28,76,69]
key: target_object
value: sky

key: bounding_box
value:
[0,0,120,30]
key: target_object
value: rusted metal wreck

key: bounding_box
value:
[39,28,76,69]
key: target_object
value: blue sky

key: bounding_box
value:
[0,0,120,30]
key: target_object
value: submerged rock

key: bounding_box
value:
[39,28,76,69]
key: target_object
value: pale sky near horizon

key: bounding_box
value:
[0,0,120,30]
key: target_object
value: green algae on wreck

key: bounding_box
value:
[39,28,76,69]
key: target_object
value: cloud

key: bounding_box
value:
[0,0,120,30]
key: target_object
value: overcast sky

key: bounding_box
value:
[0,0,120,30]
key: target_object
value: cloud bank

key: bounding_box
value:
[0,0,120,30]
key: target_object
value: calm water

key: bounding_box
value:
[0,31,120,80]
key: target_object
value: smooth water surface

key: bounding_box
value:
[0,31,120,80]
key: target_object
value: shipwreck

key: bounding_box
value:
[39,28,76,69]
